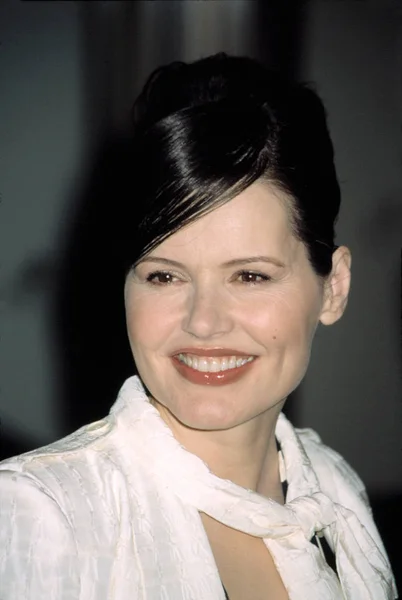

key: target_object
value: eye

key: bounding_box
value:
[235,270,272,285]
[146,270,179,285]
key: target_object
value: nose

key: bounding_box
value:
[182,284,234,339]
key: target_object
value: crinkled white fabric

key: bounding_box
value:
[0,376,397,599]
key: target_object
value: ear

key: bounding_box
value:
[319,246,352,326]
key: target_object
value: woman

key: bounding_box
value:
[0,54,397,599]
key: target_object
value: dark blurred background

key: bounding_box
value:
[1,0,401,585]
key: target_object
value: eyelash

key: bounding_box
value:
[145,270,272,286]
[146,271,179,285]
[235,270,272,285]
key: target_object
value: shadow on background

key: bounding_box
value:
[52,133,136,435]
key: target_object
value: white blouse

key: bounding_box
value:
[0,376,397,599]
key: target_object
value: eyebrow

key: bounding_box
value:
[137,255,286,269]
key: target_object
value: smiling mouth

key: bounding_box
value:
[176,353,255,373]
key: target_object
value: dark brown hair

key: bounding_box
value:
[120,53,340,277]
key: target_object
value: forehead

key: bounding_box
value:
[152,181,299,259]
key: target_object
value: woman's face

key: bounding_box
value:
[125,181,342,431]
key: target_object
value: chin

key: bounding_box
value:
[158,393,237,432]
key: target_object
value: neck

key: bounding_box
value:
[153,400,285,499]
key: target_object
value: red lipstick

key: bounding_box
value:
[171,351,256,386]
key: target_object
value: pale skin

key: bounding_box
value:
[124,180,351,599]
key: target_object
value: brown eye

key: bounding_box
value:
[237,270,271,284]
[146,271,176,285]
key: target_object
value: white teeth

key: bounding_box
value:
[210,359,221,373]
[197,358,209,372]
[177,353,254,373]
[228,356,237,369]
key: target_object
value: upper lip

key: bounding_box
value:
[172,348,255,357]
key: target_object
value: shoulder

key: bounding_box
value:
[0,375,149,516]
[0,417,126,588]
[0,414,143,599]
[1,414,115,467]
[0,467,81,598]
[2,414,114,464]
[0,375,145,483]
[0,415,125,518]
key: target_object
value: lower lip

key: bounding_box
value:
[171,356,256,386]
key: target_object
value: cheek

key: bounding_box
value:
[239,288,320,349]
[125,291,180,351]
